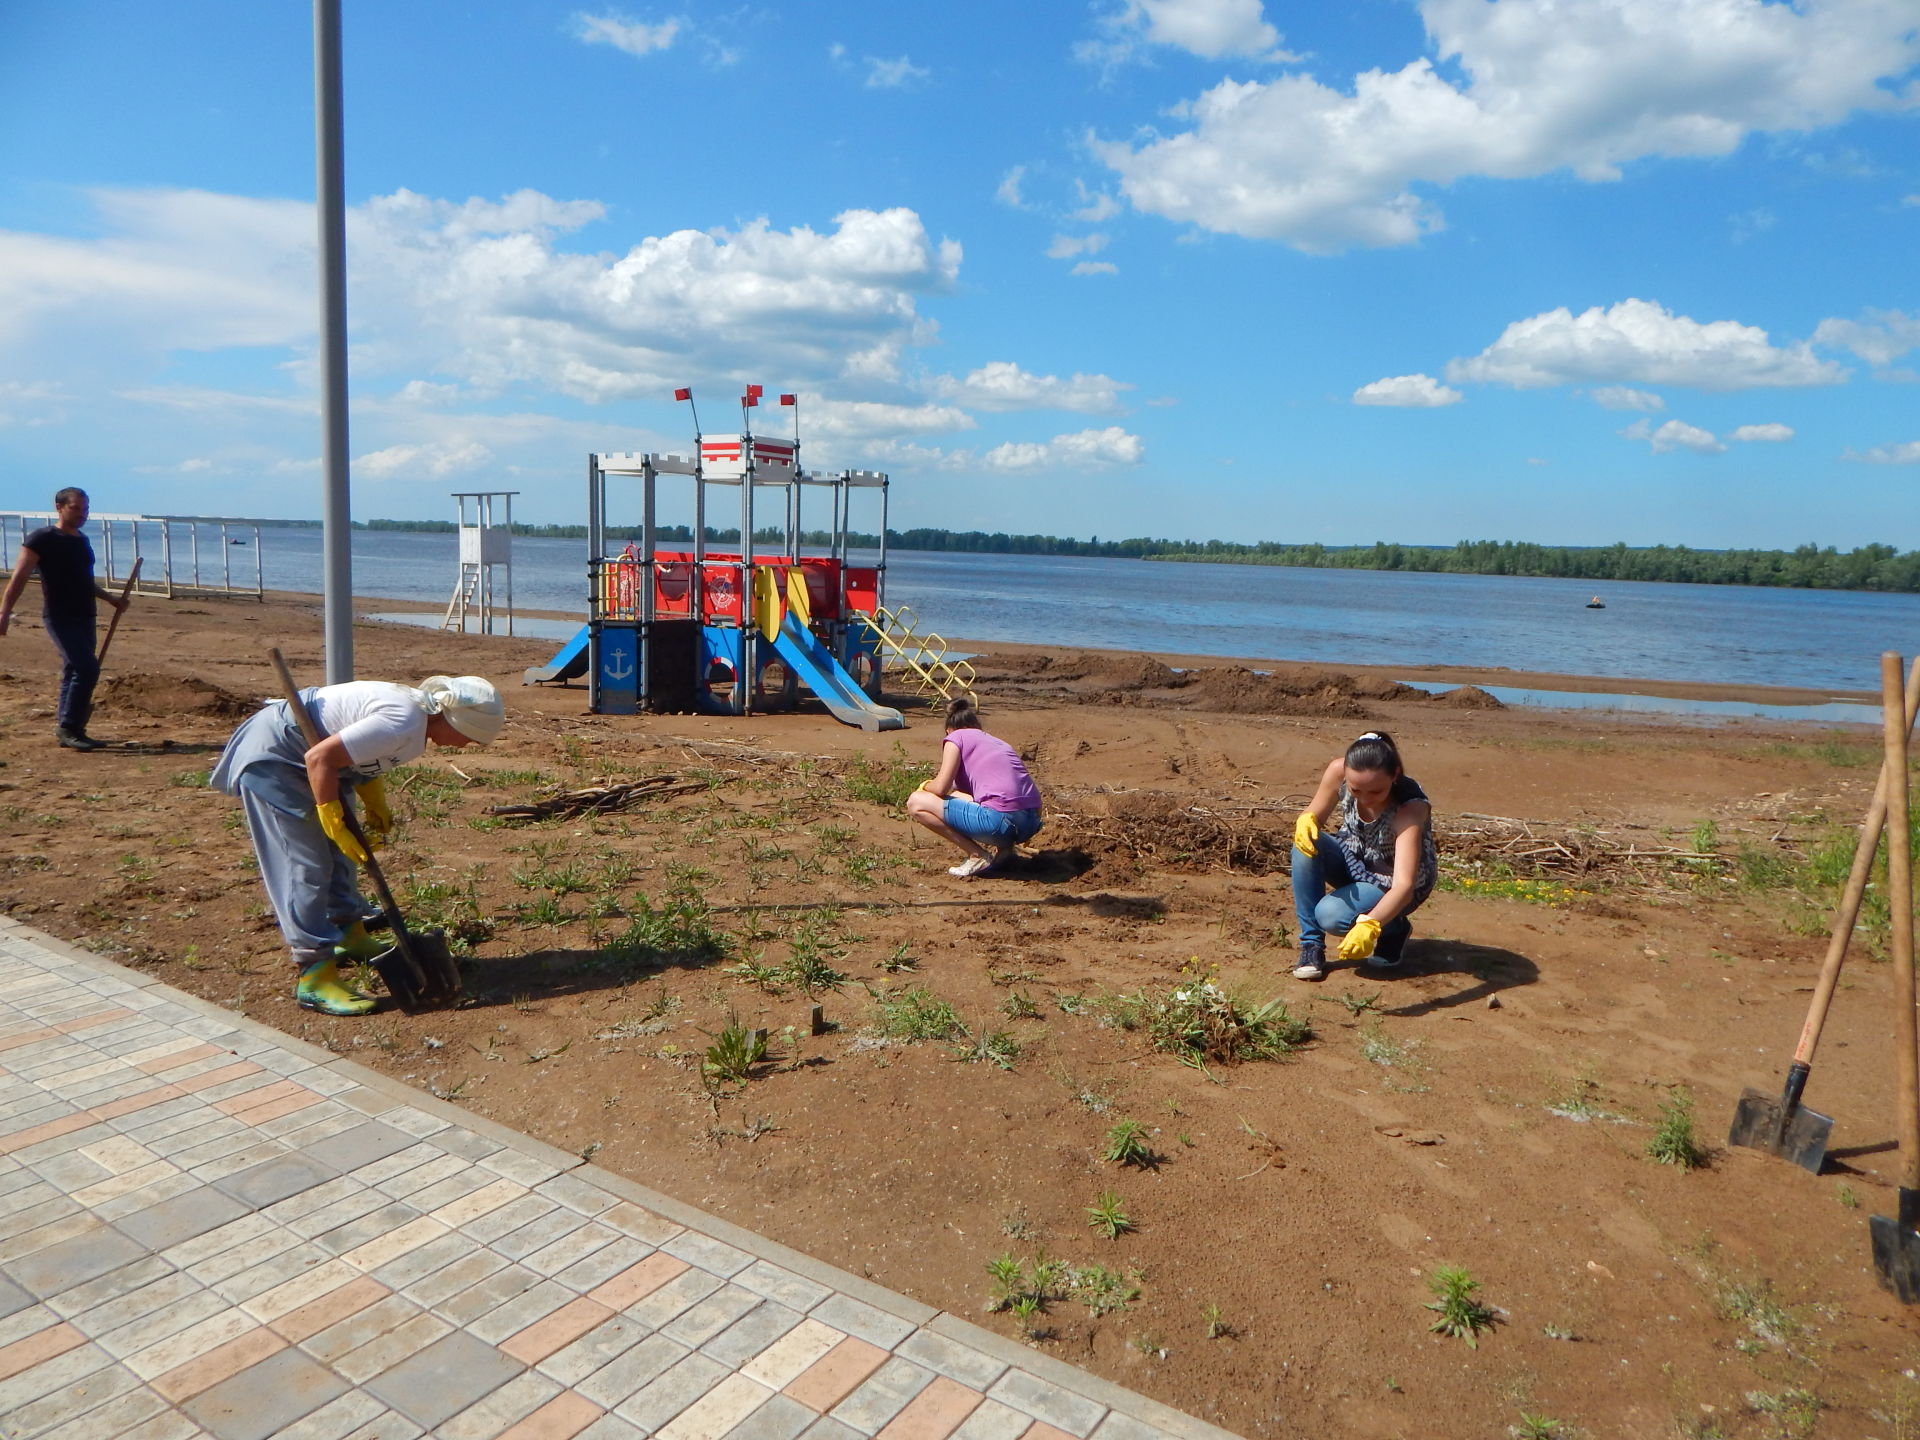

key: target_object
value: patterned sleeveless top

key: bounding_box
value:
[1331,775,1437,899]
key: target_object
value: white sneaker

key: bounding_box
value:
[948,856,992,878]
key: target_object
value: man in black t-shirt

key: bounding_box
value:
[0,488,130,750]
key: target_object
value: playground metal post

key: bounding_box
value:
[640,460,656,709]
[739,395,756,716]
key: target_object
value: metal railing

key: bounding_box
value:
[0,512,266,601]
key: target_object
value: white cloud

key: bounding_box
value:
[0,380,66,428]
[1623,417,1725,454]
[1352,373,1462,407]
[981,426,1145,470]
[356,441,493,478]
[1729,207,1776,244]
[572,12,680,58]
[1045,233,1110,260]
[1812,309,1920,368]
[1904,194,1920,207]
[1071,261,1120,276]
[1447,299,1845,392]
[804,401,975,441]
[1844,440,1920,465]
[1080,0,1293,66]
[1727,422,1794,443]
[865,55,930,89]
[1070,182,1122,223]
[995,166,1028,209]
[931,362,1130,414]
[1094,0,1920,251]
[1590,385,1665,412]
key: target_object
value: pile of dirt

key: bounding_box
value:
[1429,683,1505,709]
[972,649,1180,691]
[98,671,259,720]
[1058,790,1296,874]
[1187,666,1371,717]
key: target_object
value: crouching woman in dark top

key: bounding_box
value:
[1288,731,1436,981]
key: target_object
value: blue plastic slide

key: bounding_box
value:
[523,624,590,685]
[772,613,904,732]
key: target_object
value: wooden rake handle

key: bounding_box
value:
[95,557,141,664]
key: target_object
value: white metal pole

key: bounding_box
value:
[315,0,353,682]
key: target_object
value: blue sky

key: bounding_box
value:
[1,0,1916,547]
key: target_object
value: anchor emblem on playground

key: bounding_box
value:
[604,648,634,681]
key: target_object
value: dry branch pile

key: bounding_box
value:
[484,774,708,823]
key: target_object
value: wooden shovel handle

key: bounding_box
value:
[1793,655,1920,1066]
[95,557,141,664]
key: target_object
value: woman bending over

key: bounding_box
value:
[1290,730,1436,981]
[905,696,1043,879]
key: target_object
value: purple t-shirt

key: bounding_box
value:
[944,728,1041,813]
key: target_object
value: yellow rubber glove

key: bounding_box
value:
[1293,811,1319,857]
[355,778,392,843]
[1338,916,1382,962]
[316,800,370,864]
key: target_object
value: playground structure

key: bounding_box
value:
[526,389,909,732]
[440,490,516,636]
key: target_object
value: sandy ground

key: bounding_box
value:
[3,590,1918,1440]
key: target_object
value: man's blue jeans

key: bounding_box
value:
[43,612,99,735]
[1292,843,1412,954]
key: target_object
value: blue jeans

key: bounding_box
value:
[1292,844,1413,955]
[943,798,1042,847]
[43,611,99,734]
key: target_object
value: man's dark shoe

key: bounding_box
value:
[55,728,102,751]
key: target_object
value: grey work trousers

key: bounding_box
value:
[236,769,372,967]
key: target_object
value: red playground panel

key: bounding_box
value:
[648,552,875,626]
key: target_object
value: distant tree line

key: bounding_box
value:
[1147,539,1920,592]
[343,519,1920,593]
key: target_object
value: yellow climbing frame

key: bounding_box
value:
[853,605,977,702]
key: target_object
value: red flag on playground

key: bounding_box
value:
[779,394,796,406]
[673,387,691,401]
[742,394,758,407]
[746,384,763,398]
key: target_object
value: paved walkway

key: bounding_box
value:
[0,917,1237,1440]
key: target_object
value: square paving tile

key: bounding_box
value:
[303,1122,416,1174]
[213,1155,338,1209]
[114,1186,252,1252]
[362,1328,524,1429]
[10,1226,146,1298]
[180,1344,350,1440]
[0,1272,34,1319]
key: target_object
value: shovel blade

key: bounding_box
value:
[370,928,461,1013]
[370,944,428,1015]
[1728,1088,1833,1173]
[1872,1213,1920,1303]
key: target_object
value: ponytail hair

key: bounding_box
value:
[944,695,983,731]
[1344,730,1402,776]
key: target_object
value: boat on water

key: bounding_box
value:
[1585,596,1605,609]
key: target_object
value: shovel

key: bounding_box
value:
[1872,650,1920,1302]
[1730,656,1920,1172]
[268,648,463,1014]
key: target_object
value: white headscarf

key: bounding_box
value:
[415,675,504,744]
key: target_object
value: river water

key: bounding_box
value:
[240,527,1918,720]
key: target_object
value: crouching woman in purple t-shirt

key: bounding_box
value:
[905,696,1043,879]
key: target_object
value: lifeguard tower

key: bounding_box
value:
[540,387,901,730]
[441,490,516,635]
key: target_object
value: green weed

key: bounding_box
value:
[702,1017,770,1088]
[1647,1087,1708,1169]
[1068,1265,1140,1316]
[870,985,965,1042]
[953,1025,1021,1070]
[842,742,933,807]
[1086,1190,1133,1239]
[1102,1118,1155,1168]
[1000,991,1042,1020]
[1425,1265,1497,1347]
[607,891,726,966]
[1116,960,1310,1066]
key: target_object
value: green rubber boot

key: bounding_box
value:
[296,956,377,1016]
[336,920,388,963]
